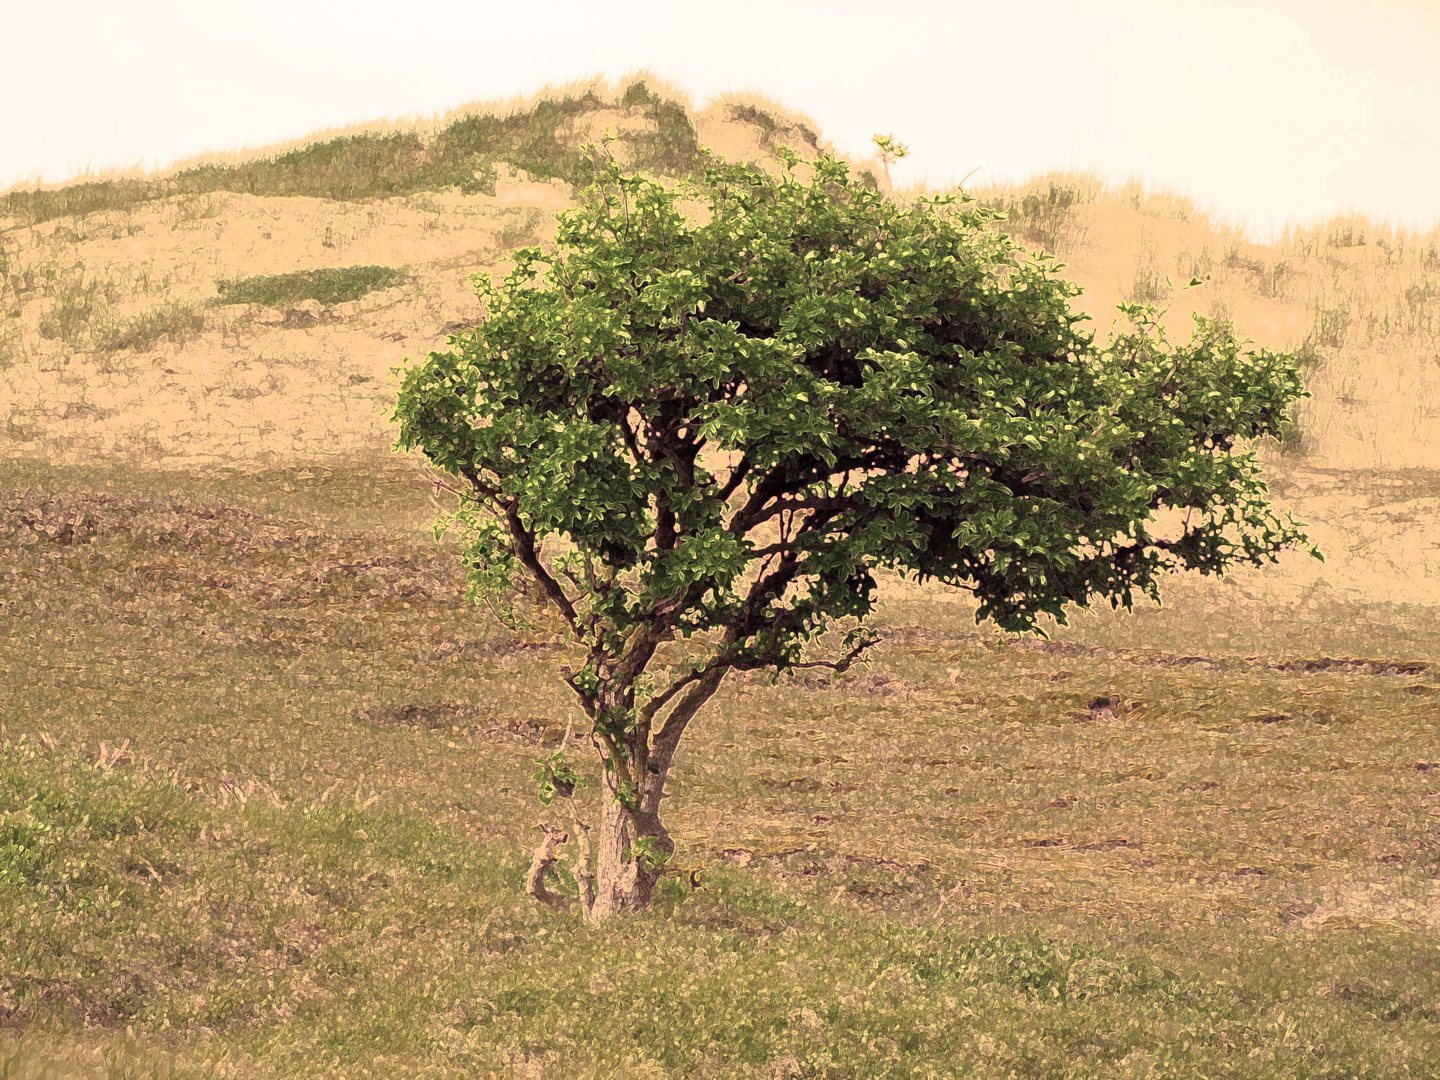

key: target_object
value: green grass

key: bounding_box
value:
[211,265,407,309]
[1,454,1436,1078]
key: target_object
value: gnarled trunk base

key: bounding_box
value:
[524,667,727,922]
[525,769,674,923]
[585,787,673,921]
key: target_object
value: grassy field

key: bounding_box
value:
[1,451,1436,1079]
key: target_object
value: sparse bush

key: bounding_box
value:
[980,182,1089,254]
[37,271,109,346]
[1327,223,1366,248]
[1253,259,1289,299]
[1126,262,1171,306]
[1311,300,1351,348]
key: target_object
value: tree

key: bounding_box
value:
[388,137,1321,923]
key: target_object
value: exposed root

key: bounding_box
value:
[525,821,571,909]
[563,805,595,917]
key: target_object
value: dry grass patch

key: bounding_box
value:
[1,454,1438,1077]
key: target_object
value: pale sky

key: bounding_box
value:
[6,0,1439,245]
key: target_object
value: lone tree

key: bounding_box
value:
[389,138,1320,923]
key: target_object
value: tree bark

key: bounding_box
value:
[585,770,674,921]
[584,665,728,920]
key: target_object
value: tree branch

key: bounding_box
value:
[503,501,581,635]
[612,623,668,695]
[788,630,882,674]
[638,651,737,731]
[740,492,852,533]
[650,664,730,768]
[554,726,596,914]
[558,665,634,788]
[457,462,504,501]
[617,408,645,467]
[717,454,752,504]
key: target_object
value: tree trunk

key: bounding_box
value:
[526,667,727,923]
[583,666,731,920]
[585,767,674,921]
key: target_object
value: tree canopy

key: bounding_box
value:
[389,138,1321,921]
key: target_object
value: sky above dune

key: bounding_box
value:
[6,0,1439,245]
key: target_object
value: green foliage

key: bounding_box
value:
[531,749,588,806]
[395,142,1316,633]
[623,834,672,875]
[872,132,909,170]
[391,136,1320,838]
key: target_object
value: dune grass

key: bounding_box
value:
[1,454,1436,1078]
[0,80,703,230]
[211,266,408,310]
[93,302,209,356]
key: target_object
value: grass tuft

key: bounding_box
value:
[212,265,406,308]
[96,301,208,354]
